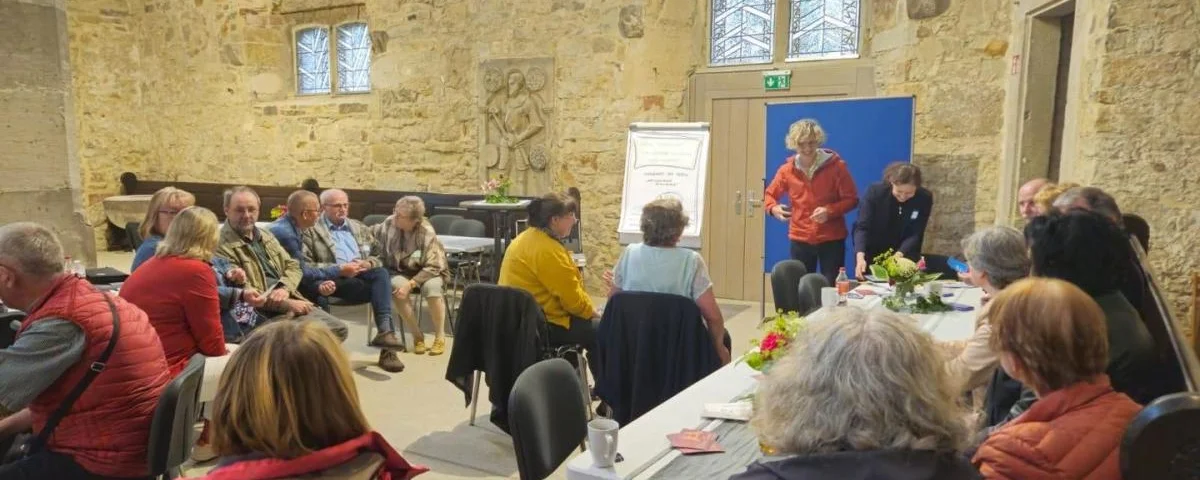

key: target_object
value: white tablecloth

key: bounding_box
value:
[566,284,984,480]
[440,235,494,254]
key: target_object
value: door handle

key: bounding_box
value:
[747,192,763,217]
[734,190,743,216]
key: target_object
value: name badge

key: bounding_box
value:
[413,250,423,260]
[910,210,920,220]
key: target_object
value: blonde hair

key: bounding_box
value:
[140,187,196,239]
[987,278,1109,393]
[1032,182,1079,215]
[784,119,827,151]
[210,321,370,459]
[155,207,220,261]
[752,307,968,454]
[394,195,426,220]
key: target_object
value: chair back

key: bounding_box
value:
[918,254,960,280]
[147,354,206,477]
[508,358,588,480]
[448,219,486,237]
[769,260,807,314]
[1120,392,1200,479]
[796,273,829,316]
[362,214,388,227]
[429,214,463,235]
[1124,213,1150,252]
[0,311,24,350]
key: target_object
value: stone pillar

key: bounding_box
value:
[0,0,96,265]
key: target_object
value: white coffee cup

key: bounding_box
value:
[587,418,619,467]
[820,287,839,308]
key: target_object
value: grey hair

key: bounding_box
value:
[393,196,426,220]
[751,307,969,454]
[640,198,688,247]
[0,222,65,278]
[1053,186,1122,222]
[961,226,1029,290]
[318,188,347,206]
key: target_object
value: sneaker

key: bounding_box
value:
[378,350,405,373]
[413,339,427,355]
[430,337,446,356]
[370,331,405,349]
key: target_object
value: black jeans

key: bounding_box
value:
[0,450,147,480]
[547,316,598,378]
[790,239,846,284]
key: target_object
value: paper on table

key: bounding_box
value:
[702,402,753,421]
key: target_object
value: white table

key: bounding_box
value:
[566,284,984,480]
[440,235,494,254]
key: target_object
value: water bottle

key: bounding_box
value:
[835,267,850,304]
[73,259,86,278]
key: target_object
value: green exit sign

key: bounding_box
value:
[763,70,792,91]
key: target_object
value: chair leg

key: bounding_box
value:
[365,306,375,348]
[468,371,481,426]
[577,355,594,421]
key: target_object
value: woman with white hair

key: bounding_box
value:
[733,307,974,479]
[944,226,1030,392]
[762,119,859,284]
[371,196,450,356]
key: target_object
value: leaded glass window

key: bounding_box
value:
[710,0,776,66]
[787,0,860,61]
[336,22,371,93]
[296,27,331,95]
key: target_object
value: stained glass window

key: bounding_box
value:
[787,0,860,61]
[296,27,331,95]
[710,0,776,66]
[336,22,371,93]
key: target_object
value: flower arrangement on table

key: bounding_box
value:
[743,310,807,371]
[269,205,286,220]
[869,249,950,313]
[481,176,518,204]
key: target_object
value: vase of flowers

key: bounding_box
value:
[269,205,286,220]
[743,310,807,371]
[482,176,518,204]
[869,249,950,313]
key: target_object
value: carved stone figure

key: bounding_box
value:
[619,5,645,38]
[479,59,554,195]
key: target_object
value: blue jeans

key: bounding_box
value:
[303,267,396,334]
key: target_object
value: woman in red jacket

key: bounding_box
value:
[973,278,1143,480]
[764,119,859,283]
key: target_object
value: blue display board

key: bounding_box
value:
[763,97,915,273]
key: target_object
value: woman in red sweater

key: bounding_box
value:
[763,119,859,284]
[121,206,232,462]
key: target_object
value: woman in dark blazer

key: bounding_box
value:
[852,162,933,279]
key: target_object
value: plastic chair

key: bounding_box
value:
[770,260,807,314]
[509,359,589,480]
[362,214,388,227]
[429,214,463,235]
[147,354,205,480]
[1124,213,1150,252]
[448,218,486,237]
[1120,392,1200,479]
[796,273,829,316]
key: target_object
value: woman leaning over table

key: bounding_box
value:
[131,186,196,271]
[732,307,976,480]
[606,198,730,365]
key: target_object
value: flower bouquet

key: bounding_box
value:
[482,176,518,204]
[269,205,286,220]
[869,249,950,313]
[743,310,807,371]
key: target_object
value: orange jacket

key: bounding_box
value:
[972,376,1142,480]
[763,150,859,244]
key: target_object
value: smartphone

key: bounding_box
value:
[947,257,969,274]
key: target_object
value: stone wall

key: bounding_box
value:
[1,0,95,263]
[867,0,1011,255]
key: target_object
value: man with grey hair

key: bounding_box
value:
[216,186,350,344]
[1052,186,1123,223]
[0,223,169,478]
[1017,177,1049,220]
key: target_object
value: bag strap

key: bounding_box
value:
[24,291,121,455]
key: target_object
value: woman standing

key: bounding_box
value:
[763,119,859,283]
[852,162,933,279]
[131,186,196,271]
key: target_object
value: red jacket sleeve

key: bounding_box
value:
[763,162,789,212]
[825,161,859,218]
[181,262,227,357]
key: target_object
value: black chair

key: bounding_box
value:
[1120,392,1200,479]
[429,214,463,235]
[363,214,388,227]
[147,354,205,480]
[509,358,589,480]
[796,273,829,316]
[0,310,25,349]
[920,254,960,280]
[770,260,807,314]
[1124,213,1150,252]
[448,218,486,237]
[125,222,143,250]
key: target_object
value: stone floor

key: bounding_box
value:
[96,251,769,480]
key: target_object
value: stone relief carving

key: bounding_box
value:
[619,5,645,38]
[907,0,950,20]
[479,58,554,196]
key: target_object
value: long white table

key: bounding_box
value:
[440,235,494,254]
[566,284,984,480]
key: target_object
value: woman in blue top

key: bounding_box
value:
[607,198,730,364]
[130,186,195,271]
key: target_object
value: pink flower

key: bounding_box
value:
[916,256,927,271]
[760,332,781,353]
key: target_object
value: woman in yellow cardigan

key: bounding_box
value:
[499,192,599,357]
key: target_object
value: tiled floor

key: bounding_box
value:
[97,251,770,480]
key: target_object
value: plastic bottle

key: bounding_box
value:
[73,259,86,278]
[835,267,851,303]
